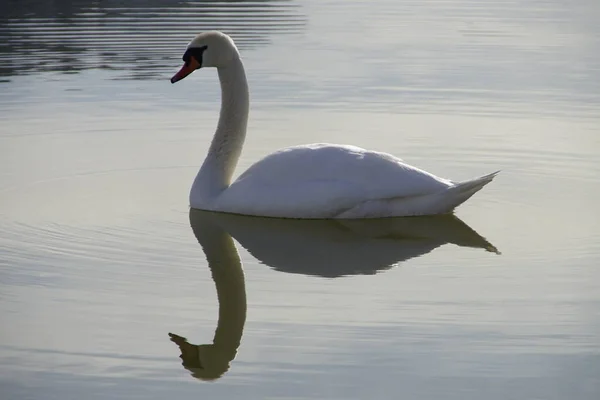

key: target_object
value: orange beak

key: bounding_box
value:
[170,56,200,84]
[171,64,193,83]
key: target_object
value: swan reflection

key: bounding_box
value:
[170,210,497,380]
[169,210,247,381]
[191,210,498,278]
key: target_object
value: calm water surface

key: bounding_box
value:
[1,1,599,399]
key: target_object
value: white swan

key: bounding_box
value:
[171,31,498,219]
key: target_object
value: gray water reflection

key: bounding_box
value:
[189,209,498,278]
[172,210,497,382]
[170,210,498,381]
[169,210,247,381]
[0,0,304,79]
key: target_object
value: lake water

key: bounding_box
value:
[1,0,599,399]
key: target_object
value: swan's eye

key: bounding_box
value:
[182,45,208,67]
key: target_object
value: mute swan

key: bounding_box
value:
[171,31,498,218]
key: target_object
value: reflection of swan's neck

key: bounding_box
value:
[207,233,247,359]
[172,211,248,381]
[196,217,247,362]
[193,56,249,202]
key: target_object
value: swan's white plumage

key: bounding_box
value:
[197,143,498,218]
[211,144,449,218]
[175,31,498,219]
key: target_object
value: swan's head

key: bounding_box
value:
[170,31,239,84]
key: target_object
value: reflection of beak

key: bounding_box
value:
[170,63,193,84]
[169,333,203,368]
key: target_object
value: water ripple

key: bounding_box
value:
[0,0,305,79]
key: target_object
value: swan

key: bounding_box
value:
[171,31,499,218]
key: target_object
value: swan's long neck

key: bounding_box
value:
[193,56,249,202]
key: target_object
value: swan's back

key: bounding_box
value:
[209,144,458,218]
[237,143,451,192]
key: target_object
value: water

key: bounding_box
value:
[1,0,599,399]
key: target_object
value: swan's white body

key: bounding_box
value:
[177,32,498,219]
[210,144,498,218]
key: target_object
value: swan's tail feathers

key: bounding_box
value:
[452,170,500,194]
[443,170,500,212]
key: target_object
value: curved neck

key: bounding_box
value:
[209,235,246,359]
[191,211,247,364]
[193,56,249,202]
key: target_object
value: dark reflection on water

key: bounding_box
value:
[189,209,498,278]
[169,209,247,381]
[170,210,497,381]
[0,0,304,80]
